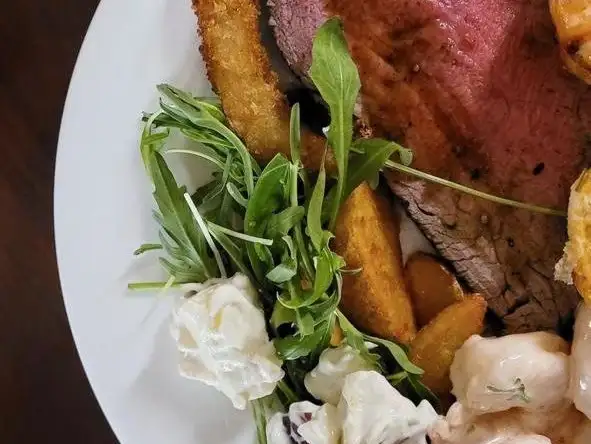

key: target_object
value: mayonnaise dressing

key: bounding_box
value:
[170,273,284,409]
[304,345,374,405]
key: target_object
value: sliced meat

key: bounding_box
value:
[270,0,591,332]
[268,0,328,80]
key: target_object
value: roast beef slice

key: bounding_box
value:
[270,0,591,331]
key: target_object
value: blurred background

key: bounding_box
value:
[0,2,116,442]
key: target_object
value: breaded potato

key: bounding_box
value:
[191,0,327,168]
[549,0,591,84]
[405,252,465,327]
[334,183,416,344]
[410,295,487,395]
[556,169,591,304]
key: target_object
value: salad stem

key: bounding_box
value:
[385,161,567,217]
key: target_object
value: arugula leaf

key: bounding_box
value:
[298,289,341,324]
[486,377,531,403]
[271,302,297,329]
[346,139,413,198]
[309,18,361,230]
[146,152,218,282]
[289,166,315,282]
[307,248,336,306]
[158,84,226,123]
[365,334,423,375]
[226,182,248,208]
[277,380,299,406]
[183,192,227,278]
[336,311,381,368]
[157,84,258,194]
[207,221,273,246]
[278,279,308,309]
[290,103,302,165]
[245,155,291,234]
[266,260,297,284]
[140,111,169,177]
[407,374,440,409]
[207,224,256,284]
[387,372,408,386]
[244,154,291,282]
[251,398,269,444]
[275,321,332,360]
[133,243,162,256]
[296,311,315,336]
[266,207,306,239]
[307,165,332,252]
[164,146,227,174]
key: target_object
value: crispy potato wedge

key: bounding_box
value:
[405,252,465,327]
[549,0,591,84]
[410,295,487,395]
[556,169,591,304]
[334,183,416,344]
[191,0,328,168]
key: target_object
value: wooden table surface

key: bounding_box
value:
[0,1,117,442]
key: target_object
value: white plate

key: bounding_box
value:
[54,2,436,443]
[54,1,254,443]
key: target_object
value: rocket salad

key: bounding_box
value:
[131,18,435,442]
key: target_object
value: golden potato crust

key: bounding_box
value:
[334,183,416,344]
[556,169,591,305]
[410,295,487,395]
[405,252,465,328]
[191,0,326,168]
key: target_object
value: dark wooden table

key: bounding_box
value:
[0,1,117,442]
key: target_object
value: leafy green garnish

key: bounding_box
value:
[133,243,162,256]
[385,161,567,217]
[336,309,424,377]
[144,150,218,282]
[274,321,332,360]
[251,398,270,444]
[346,139,412,198]
[244,155,291,283]
[486,377,531,403]
[157,84,257,196]
[307,164,331,252]
[133,17,434,429]
[309,17,361,230]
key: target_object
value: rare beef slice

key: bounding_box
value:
[270,0,591,332]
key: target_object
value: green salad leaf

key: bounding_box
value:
[143,150,219,282]
[346,138,413,198]
[132,17,438,437]
[274,321,332,360]
[309,17,361,230]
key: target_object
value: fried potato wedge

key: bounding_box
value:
[191,0,327,168]
[334,183,416,344]
[410,295,487,395]
[556,169,591,304]
[549,0,591,84]
[405,252,465,327]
